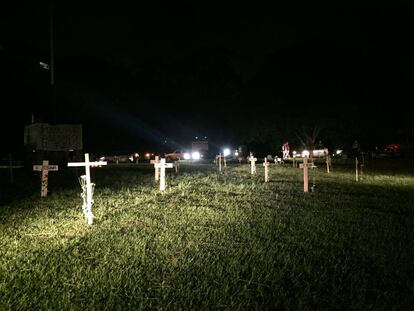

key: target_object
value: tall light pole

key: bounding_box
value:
[50,3,56,124]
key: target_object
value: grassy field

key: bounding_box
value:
[1,158,413,309]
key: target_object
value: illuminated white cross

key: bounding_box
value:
[150,156,160,181]
[216,153,222,173]
[326,154,332,173]
[154,158,173,191]
[68,153,107,225]
[299,157,309,193]
[263,158,270,182]
[33,160,58,197]
[248,153,257,175]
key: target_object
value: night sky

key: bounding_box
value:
[1,3,414,155]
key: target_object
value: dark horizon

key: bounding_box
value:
[1,3,414,155]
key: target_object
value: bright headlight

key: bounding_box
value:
[192,152,201,160]
[183,153,191,160]
[223,148,231,157]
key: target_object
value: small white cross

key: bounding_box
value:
[326,154,332,173]
[154,158,173,191]
[263,157,270,182]
[248,153,257,175]
[68,153,107,225]
[33,160,58,197]
[299,157,309,193]
[216,153,222,173]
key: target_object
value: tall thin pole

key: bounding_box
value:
[50,4,56,124]
[84,153,93,224]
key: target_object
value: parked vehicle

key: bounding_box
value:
[165,150,183,161]
[99,154,134,163]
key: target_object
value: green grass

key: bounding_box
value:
[1,159,414,309]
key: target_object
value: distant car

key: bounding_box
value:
[165,150,182,161]
[99,155,133,163]
[301,148,329,158]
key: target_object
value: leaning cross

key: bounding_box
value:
[68,153,107,225]
[154,158,173,191]
[248,153,257,175]
[33,160,58,197]
[263,157,270,182]
[299,157,309,193]
[150,156,160,181]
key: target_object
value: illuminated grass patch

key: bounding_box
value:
[1,160,413,309]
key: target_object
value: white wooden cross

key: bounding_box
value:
[33,160,58,197]
[248,153,257,175]
[299,157,309,193]
[150,156,160,181]
[326,154,332,173]
[216,153,222,173]
[263,157,270,182]
[68,153,107,225]
[154,158,173,191]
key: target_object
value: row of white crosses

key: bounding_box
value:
[247,152,317,191]
[247,154,269,183]
[29,150,348,225]
[31,153,175,225]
